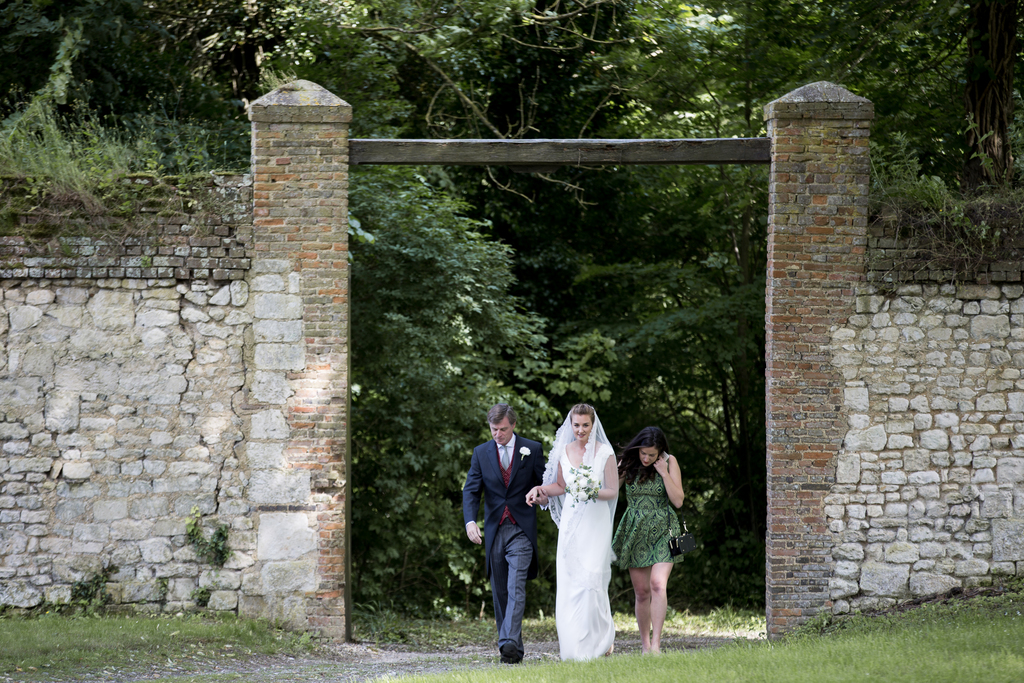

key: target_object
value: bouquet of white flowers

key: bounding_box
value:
[567,464,601,507]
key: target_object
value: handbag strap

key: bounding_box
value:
[667,499,689,533]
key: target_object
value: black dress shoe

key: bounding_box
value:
[499,642,522,664]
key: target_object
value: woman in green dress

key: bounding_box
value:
[611,426,685,654]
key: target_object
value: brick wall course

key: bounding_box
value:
[868,221,1024,284]
[0,176,252,281]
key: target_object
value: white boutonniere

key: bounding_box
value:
[519,446,530,461]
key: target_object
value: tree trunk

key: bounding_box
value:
[963,0,1018,191]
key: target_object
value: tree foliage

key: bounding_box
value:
[348,165,550,611]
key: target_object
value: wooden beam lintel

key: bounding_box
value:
[349,138,771,167]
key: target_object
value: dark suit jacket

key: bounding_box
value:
[462,434,546,579]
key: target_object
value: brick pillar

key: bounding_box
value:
[763,82,872,637]
[247,81,352,640]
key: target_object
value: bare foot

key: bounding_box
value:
[650,646,661,655]
[605,643,614,657]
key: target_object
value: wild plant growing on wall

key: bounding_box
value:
[185,507,230,568]
[871,134,1024,281]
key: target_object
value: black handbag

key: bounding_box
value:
[668,515,697,556]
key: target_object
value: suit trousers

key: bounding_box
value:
[489,521,532,657]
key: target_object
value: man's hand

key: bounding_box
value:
[466,521,483,544]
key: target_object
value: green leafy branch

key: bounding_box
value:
[191,587,212,607]
[964,113,997,181]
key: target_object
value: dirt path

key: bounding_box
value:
[59,635,747,682]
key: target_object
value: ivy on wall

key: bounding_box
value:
[185,507,230,568]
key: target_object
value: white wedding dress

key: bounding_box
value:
[553,442,616,660]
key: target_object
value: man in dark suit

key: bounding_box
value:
[463,403,547,664]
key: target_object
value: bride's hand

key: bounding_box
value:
[526,486,543,506]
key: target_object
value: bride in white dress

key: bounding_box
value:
[526,404,617,660]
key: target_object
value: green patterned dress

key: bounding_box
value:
[611,474,683,568]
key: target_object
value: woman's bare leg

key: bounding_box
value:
[648,562,674,654]
[629,566,653,653]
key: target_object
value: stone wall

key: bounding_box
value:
[762,82,1024,633]
[826,281,1024,611]
[0,80,352,638]
[0,179,258,613]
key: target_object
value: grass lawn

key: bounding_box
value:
[1,589,1022,682]
[403,589,1024,683]
[413,608,1024,683]
[0,611,316,680]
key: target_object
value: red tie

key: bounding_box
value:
[497,444,516,526]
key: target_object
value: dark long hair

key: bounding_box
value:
[617,426,670,485]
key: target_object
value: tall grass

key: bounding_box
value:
[0,99,137,195]
[0,96,248,190]
[869,133,1024,280]
[0,96,248,238]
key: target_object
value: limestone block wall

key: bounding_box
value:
[0,174,260,612]
[826,282,1024,612]
[0,77,353,640]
